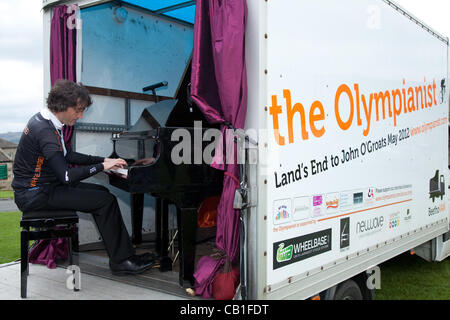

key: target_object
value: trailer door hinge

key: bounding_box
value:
[234,186,257,209]
[234,188,244,209]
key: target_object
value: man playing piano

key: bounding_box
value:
[12,80,155,275]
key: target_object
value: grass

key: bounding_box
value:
[0,211,21,264]
[375,252,450,300]
[0,190,13,199]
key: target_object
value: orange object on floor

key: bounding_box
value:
[197,196,220,228]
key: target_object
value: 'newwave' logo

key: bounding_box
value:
[276,243,293,263]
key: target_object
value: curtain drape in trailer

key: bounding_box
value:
[190,0,248,299]
[28,5,78,269]
[50,4,78,150]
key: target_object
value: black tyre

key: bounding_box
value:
[334,279,363,300]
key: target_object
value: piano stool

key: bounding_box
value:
[20,210,79,298]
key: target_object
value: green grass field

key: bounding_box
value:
[0,211,21,264]
[375,252,450,300]
[0,190,13,199]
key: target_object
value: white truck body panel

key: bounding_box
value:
[255,0,449,298]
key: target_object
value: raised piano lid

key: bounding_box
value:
[130,99,178,131]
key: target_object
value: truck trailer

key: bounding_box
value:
[40,0,450,300]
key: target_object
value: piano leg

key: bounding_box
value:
[155,198,162,256]
[157,198,173,272]
[130,193,144,245]
[176,207,198,287]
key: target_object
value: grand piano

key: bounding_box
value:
[107,75,223,287]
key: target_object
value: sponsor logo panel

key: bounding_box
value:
[340,217,350,250]
[365,188,376,206]
[273,229,332,270]
[293,197,311,221]
[356,215,384,237]
[429,170,445,203]
[388,212,400,229]
[404,208,412,223]
[339,189,365,212]
[353,191,364,208]
[339,190,353,211]
[428,203,445,217]
[312,195,325,217]
[273,199,292,225]
[325,193,339,215]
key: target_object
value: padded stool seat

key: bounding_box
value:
[21,210,78,229]
[20,210,79,298]
[22,209,78,220]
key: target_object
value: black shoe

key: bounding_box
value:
[109,255,155,276]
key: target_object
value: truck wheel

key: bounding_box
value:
[334,280,363,300]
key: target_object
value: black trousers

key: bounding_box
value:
[19,182,135,263]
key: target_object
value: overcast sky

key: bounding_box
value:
[0,0,43,133]
[0,0,449,134]
[395,0,450,38]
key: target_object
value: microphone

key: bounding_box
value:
[143,81,168,92]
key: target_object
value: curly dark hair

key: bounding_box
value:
[46,80,93,112]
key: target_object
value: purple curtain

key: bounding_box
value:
[29,5,77,268]
[191,0,248,299]
[28,238,68,269]
[50,4,77,151]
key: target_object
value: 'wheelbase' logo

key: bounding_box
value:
[273,229,332,270]
[276,243,293,263]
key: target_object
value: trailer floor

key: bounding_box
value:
[0,261,185,300]
[76,227,217,300]
[0,228,217,300]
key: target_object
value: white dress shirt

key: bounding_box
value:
[40,108,68,156]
